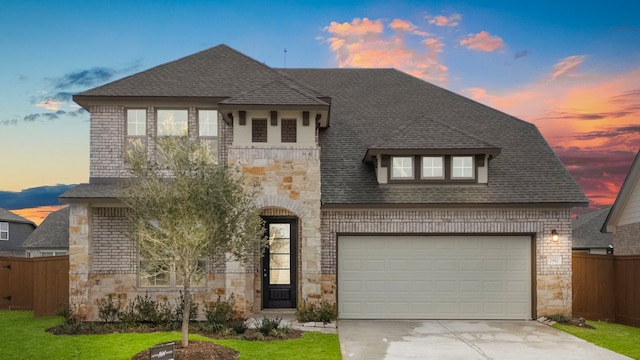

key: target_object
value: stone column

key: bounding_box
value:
[68,204,92,320]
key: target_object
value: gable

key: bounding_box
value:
[604,150,640,231]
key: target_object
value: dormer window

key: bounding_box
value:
[421,156,444,179]
[391,156,414,179]
[452,156,474,179]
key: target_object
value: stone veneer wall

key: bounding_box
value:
[615,222,640,255]
[227,146,322,307]
[320,208,573,317]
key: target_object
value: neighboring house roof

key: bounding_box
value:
[603,150,640,232]
[572,207,613,249]
[0,208,36,226]
[65,45,588,207]
[22,207,70,249]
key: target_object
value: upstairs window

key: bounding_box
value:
[452,156,474,179]
[126,109,146,154]
[198,110,218,162]
[252,118,268,143]
[157,109,188,136]
[421,156,444,179]
[281,119,297,143]
[0,222,7,240]
[391,156,414,179]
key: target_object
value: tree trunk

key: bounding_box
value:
[182,280,191,348]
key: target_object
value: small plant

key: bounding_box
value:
[546,313,572,324]
[97,294,121,322]
[132,294,162,325]
[256,316,282,336]
[296,300,338,323]
[205,295,236,332]
[230,318,248,335]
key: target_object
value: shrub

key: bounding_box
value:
[175,291,198,325]
[229,318,248,335]
[296,300,338,323]
[97,294,121,323]
[205,295,236,332]
[255,316,282,336]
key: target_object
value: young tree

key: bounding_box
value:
[122,136,265,347]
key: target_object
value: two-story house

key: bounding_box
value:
[0,208,36,257]
[61,44,587,320]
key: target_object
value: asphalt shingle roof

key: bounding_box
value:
[66,45,588,206]
[0,208,36,226]
[572,208,613,249]
[22,207,70,249]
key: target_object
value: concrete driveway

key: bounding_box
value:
[339,320,631,360]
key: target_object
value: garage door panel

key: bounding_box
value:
[338,235,531,319]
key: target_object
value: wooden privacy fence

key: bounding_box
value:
[0,256,69,317]
[572,254,640,327]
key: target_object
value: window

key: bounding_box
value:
[126,109,146,154]
[422,156,444,179]
[281,119,297,143]
[40,251,67,257]
[0,222,7,240]
[452,156,474,179]
[252,118,268,143]
[157,109,188,136]
[198,110,218,162]
[198,110,218,137]
[139,259,206,288]
[391,156,414,179]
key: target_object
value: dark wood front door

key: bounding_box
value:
[262,217,297,309]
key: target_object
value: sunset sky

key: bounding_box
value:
[1,0,639,222]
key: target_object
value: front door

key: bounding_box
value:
[262,217,297,308]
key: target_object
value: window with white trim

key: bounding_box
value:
[0,222,8,241]
[391,156,414,179]
[421,156,444,179]
[139,259,206,288]
[198,109,218,163]
[126,109,146,154]
[157,109,188,136]
[452,156,474,179]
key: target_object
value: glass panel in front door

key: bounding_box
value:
[269,224,290,285]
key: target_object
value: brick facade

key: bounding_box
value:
[320,208,573,316]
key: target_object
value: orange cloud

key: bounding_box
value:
[428,14,462,27]
[324,17,448,86]
[36,98,63,111]
[460,31,505,52]
[11,205,68,225]
[464,57,640,207]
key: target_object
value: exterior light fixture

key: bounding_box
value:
[551,229,559,242]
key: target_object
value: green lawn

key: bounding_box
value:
[0,311,341,360]
[554,320,640,359]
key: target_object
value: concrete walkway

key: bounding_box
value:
[339,320,631,360]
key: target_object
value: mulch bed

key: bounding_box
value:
[131,340,239,360]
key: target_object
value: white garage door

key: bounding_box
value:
[338,235,531,319]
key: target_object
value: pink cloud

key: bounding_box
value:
[324,17,448,86]
[464,59,640,207]
[428,14,462,27]
[460,31,505,52]
[36,98,63,111]
[550,55,586,80]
